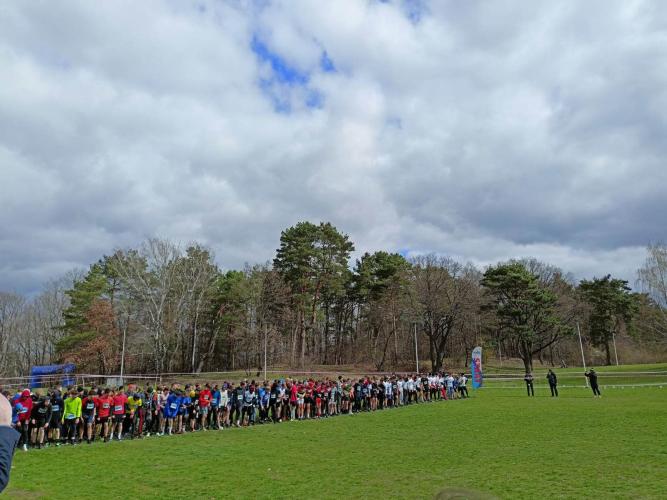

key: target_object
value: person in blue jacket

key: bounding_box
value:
[178,391,191,433]
[165,390,180,435]
[0,392,20,492]
[210,385,221,430]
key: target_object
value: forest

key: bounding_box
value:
[1,222,665,377]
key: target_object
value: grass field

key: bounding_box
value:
[6,371,667,499]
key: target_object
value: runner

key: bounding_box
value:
[112,388,128,440]
[143,386,155,436]
[198,384,212,431]
[81,390,97,444]
[30,396,51,449]
[14,389,32,451]
[458,373,468,398]
[48,390,63,447]
[96,389,113,442]
[164,389,180,435]
[62,389,81,446]
[126,391,142,438]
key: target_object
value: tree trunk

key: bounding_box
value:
[604,340,612,366]
[522,355,533,373]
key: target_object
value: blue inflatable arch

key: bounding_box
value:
[29,364,76,389]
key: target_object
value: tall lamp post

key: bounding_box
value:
[414,322,419,373]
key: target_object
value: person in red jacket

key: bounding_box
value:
[15,390,33,451]
[111,389,128,441]
[95,389,113,442]
[198,383,212,431]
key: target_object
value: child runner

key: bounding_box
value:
[96,389,113,442]
[81,390,97,444]
[62,389,82,446]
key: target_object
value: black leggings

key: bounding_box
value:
[64,419,77,442]
[526,382,534,396]
[19,422,30,446]
[591,384,601,396]
[550,384,558,397]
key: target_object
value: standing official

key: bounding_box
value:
[524,373,535,396]
[546,369,558,397]
[585,369,602,397]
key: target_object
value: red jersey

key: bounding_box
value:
[199,389,212,407]
[82,396,97,414]
[112,393,128,415]
[96,395,112,418]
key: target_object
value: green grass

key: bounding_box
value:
[6,384,667,499]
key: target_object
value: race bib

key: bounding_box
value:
[66,413,75,419]
[114,405,123,412]
[52,405,60,411]
[170,403,177,409]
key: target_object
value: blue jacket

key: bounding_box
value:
[0,426,20,492]
[165,393,180,418]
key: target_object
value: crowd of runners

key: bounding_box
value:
[4,372,470,451]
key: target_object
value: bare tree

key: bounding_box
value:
[109,239,181,374]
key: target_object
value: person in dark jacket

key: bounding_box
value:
[585,369,602,397]
[524,373,535,396]
[0,392,20,492]
[546,370,558,397]
[30,396,52,448]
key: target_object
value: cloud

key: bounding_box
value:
[0,0,665,293]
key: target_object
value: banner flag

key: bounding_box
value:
[471,346,483,389]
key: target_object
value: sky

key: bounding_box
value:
[1,0,666,294]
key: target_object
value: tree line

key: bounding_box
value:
[1,222,666,377]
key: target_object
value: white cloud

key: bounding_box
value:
[0,0,665,293]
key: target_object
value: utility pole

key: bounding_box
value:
[577,322,588,387]
[414,322,419,373]
[264,323,268,381]
[119,325,127,385]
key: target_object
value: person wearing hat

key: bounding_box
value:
[585,369,602,397]
[16,389,33,451]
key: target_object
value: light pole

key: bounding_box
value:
[119,325,127,385]
[264,324,268,381]
[414,322,419,373]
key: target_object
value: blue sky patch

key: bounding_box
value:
[320,51,336,73]
[251,35,309,86]
[251,35,331,112]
